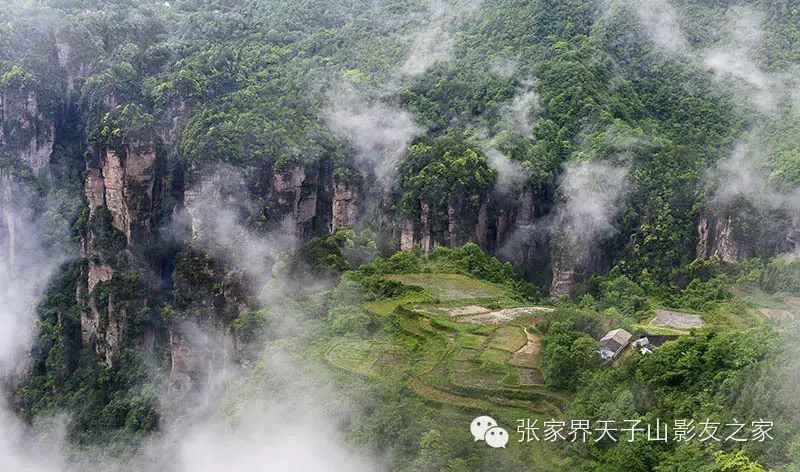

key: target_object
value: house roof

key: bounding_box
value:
[600,328,632,353]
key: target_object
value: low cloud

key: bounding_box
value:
[484,146,526,194]
[323,86,424,183]
[710,142,800,212]
[629,0,688,54]
[625,1,792,114]
[401,0,483,77]
[701,7,781,113]
[556,160,630,243]
[0,177,73,472]
[145,348,381,472]
[501,80,539,138]
[324,0,484,183]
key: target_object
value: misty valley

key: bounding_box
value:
[1,0,800,471]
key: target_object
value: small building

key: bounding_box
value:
[599,328,632,361]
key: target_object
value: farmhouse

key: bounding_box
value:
[599,328,632,361]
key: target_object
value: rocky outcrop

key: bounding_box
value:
[788,228,800,257]
[447,204,458,247]
[420,202,433,253]
[79,133,160,362]
[550,264,577,297]
[168,323,213,395]
[396,187,542,260]
[85,137,158,246]
[167,247,245,396]
[475,201,489,248]
[0,87,54,176]
[332,180,358,231]
[549,219,601,297]
[272,164,323,241]
[550,225,583,297]
[0,175,17,270]
[55,29,91,91]
[496,188,538,265]
[696,215,747,262]
[400,218,415,251]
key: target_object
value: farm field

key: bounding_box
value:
[325,272,567,430]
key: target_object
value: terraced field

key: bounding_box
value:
[325,273,566,421]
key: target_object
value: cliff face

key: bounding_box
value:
[695,214,747,262]
[0,87,54,176]
[788,215,800,257]
[79,132,159,363]
[273,164,317,240]
[0,82,55,277]
[0,173,18,270]
[549,223,590,298]
[396,187,541,270]
[331,180,358,232]
[85,139,158,246]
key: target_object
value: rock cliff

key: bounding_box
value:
[0,86,54,176]
[78,132,159,363]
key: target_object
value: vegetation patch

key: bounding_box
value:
[488,326,527,352]
[385,273,506,301]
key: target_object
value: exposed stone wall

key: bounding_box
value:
[696,215,747,262]
[331,180,358,231]
[79,134,159,362]
[85,139,157,245]
[0,88,54,176]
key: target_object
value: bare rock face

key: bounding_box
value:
[55,31,90,91]
[399,218,415,251]
[79,134,159,362]
[475,200,489,248]
[0,174,17,270]
[168,323,213,395]
[86,139,157,245]
[331,180,358,231]
[80,231,114,293]
[273,164,319,241]
[168,320,238,397]
[788,228,800,257]
[0,88,54,176]
[183,167,245,241]
[497,188,538,265]
[420,202,433,254]
[550,264,577,298]
[696,215,746,262]
[550,226,582,297]
[548,219,597,297]
[447,204,458,247]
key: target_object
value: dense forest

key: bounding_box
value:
[0,0,799,470]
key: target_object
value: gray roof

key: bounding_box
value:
[600,328,632,354]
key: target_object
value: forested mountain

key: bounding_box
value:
[0,0,799,471]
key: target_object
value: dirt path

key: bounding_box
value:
[509,331,540,368]
[514,331,540,355]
